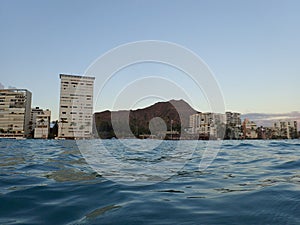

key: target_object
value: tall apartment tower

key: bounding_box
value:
[0,89,32,138]
[58,74,95,139]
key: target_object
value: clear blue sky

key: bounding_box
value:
[1,0,299,120]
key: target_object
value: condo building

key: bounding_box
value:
[0,89,32,138]
[189,112,225,138]
[226,112,241,127]
[58,74,95,139]
[242,119,258,139]
[225,112,242,139]
[189,112,215,135]
[30,107,51,139]
[273,120,298,139]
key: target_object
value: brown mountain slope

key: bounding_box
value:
[93,99,198,139]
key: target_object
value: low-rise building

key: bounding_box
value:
[30,107,44,135]
[242,119,258,139]
[32,108,51,139]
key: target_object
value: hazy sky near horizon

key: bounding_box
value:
[1,0,299,120]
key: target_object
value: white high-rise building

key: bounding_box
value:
[189,112,225,138]
[58,74,95,139]
[0,89,32,138]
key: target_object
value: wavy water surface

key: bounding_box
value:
[0,139,299,224]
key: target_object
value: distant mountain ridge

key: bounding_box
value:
[94,99,198,139]
[241,112,300,130]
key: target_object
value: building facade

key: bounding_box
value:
[0,89,32,138]
[30,107,44,134]
[58,74,95,139]
[30,107,51,139]
[189,112,225,139]
[273,120,298,139]
[189,113,214,136]
[225,112,242,139]
[242,119,258,139]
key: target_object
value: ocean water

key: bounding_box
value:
[0,139,299,225]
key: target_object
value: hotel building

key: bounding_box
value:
[0,89,32,138]
[242,119,258,139]
[30,107,51,139]
[189,112,215,135]
[225,112,242,139]
[58,74,95,139]
[189,112,225,138]
[273,120,298,139]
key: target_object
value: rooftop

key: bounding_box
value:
[59,74,95,80]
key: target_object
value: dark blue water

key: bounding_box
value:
[0,139,299,224]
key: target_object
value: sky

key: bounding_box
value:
[0,0,299,121]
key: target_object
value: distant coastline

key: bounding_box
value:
[93,99,299,141]
[0,87,299,140]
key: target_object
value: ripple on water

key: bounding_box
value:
[0,139,299,224]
